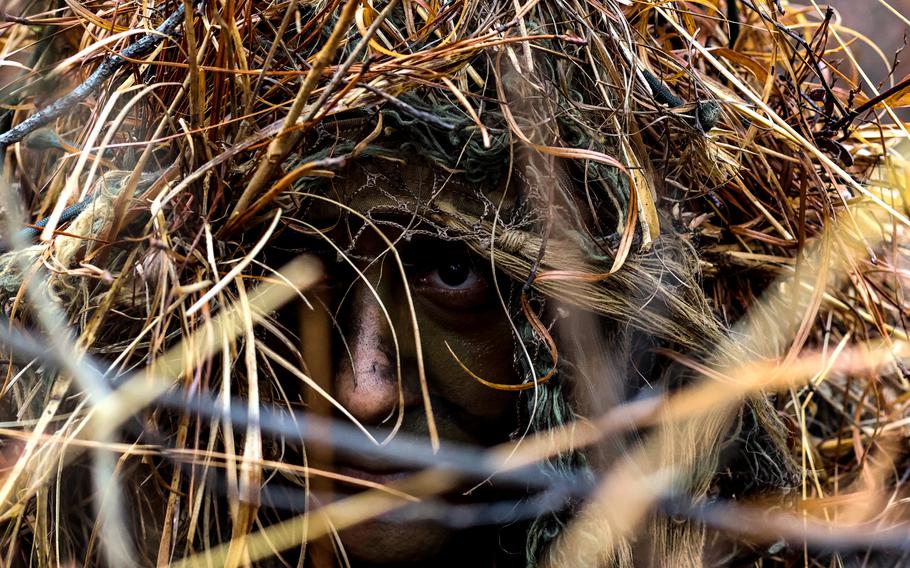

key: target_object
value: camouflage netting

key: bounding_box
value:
[0,0,909,566]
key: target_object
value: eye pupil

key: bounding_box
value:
[438,262,470,287]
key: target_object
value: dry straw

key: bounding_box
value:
[1,0,909,566]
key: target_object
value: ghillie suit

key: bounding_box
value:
[0,0,908,567]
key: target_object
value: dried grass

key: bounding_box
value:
[1,0,910,566]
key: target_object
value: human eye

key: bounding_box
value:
[412,249,491,310]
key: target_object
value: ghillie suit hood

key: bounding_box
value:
[0,0,908,566]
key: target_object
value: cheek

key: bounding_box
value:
[419,310,519,420]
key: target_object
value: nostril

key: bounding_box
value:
[332,277,413,426]
[334,357,401,425]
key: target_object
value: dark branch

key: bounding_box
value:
[0,5,188,156]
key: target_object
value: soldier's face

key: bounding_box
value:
[294,165,523,564]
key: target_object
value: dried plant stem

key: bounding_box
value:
[306,0,401,122]
[0,5,187,159]
[226,0,359,222]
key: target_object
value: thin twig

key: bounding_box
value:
[0,5,188,158]
[738,1,848,125]
[830,73,910,133]
[226,0,360,222]
[305,0,402,122]
[360,83,456,130]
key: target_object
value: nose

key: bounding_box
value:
[333,280,417,426]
